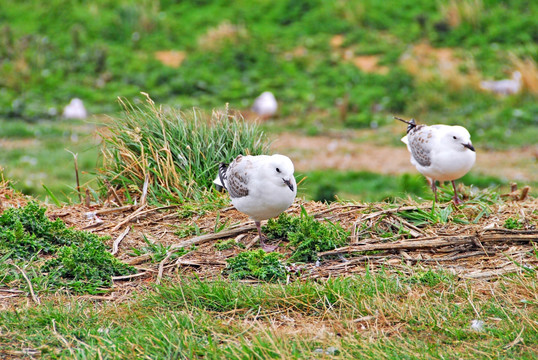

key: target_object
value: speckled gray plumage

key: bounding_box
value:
[407,125,433,167]
[219,156,249,198]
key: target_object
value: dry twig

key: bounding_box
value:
[13,264,40,305]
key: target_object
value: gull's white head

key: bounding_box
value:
[252,91,278,116]
[258,91,276,102]
[69,98,83,107]
[264,154,296,193]
[443,126,475,153]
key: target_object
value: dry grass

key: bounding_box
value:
[28,190,536,288]
[197,21,248,50]
[1,180,537,357]
[439,0,484,28]
[510,54,538,95]
[153,50,186,68]
[400,42,481,90]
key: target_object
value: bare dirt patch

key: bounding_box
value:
[270,131,538,182]
[154,50,186,68]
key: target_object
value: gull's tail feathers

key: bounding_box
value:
[216,162,229,192]
[394,116,417,133]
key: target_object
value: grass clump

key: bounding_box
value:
[0,202,135,294]
[224,249,287,282]
[101,96,269,204]
[264,207,350,263]
[129,235,189,263]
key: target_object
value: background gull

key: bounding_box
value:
[251,91,278,118]
[480,71,522,96]
[62,98,88,119]
[395,117,476,204]
[218,154,297,251]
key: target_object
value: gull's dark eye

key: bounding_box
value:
[453,136,457,139]
[276,167,281,173]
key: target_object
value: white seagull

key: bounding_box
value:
[218,154,297,251]
[62,98,88,119]
[480,71,522,96]
[396,117,476,204]
[251,91,278,118]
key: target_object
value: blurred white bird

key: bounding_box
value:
[251,91,278,118]
[480,71,522,95]
[218,154,296,251]
[396,117,476,204]
[62,98,88,119]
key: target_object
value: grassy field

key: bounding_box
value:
[1,0,537,202]
[1,189,537,359]
[1,1,537,358]
[2,274,537,359]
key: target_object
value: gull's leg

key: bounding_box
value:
[430,179,438,202]
[451,180,462,205]
[256,221,278,252]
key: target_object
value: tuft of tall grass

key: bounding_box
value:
[510,54,538,95]
[100,96,269,204]
[439,0,484,28]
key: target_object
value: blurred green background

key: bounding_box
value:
[0,0,536,203]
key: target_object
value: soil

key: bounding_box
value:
[270,131,538,182]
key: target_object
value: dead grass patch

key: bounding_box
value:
[154,50,186,68]
[329,34,390,75]
[351,55,389,75]
[439,0,483,28]
[197,21,248,50]
[400,42,481,90]
[510,54,538,95]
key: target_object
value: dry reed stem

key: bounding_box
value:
[13,264,40,305]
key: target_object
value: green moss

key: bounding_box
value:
[43,240,134,294]
[263,207,350,263]
[224,250,287,282]
[0,202,135,294]
[504,217,523,230]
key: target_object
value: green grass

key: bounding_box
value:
[299,169,527,203]
[1,0,536,148]
[1,272,537,358]
[100,98,269,204]
[0,0,536,202]
[0,118,100,203]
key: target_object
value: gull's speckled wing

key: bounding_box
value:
[407,125,433,167]
[224,155,250,199]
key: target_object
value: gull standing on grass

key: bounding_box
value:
[395,116,476,204]
[217,154,297,251]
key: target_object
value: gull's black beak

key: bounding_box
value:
[283,178,294,192]
[463,142,475,152]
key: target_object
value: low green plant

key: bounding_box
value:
[129,235,188,263]
[0,202,135,294]
[224,249,287,282]
[263,207,350,263]
[0,202,99,259]
[504,217,523,230]
[43,239,134,294]
[397,204,469,226]
[173,223,203,238]
[214,239,243,251]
